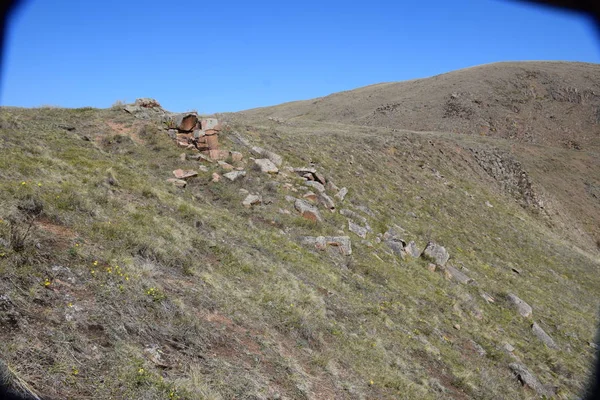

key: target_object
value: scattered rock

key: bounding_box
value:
[254,158,279,174]
[208,149,230,161]
[172,169,198,179]
[223,170,246,182]
[294,199,323,222]
[285,195,297,203]
[442,265,473,284]
[242,194,262,208]
[453,324,461,330]
[326,181,340,192]
[348,220,368,239]
[198,165,209,172]
[318,192,336,210]
[503,343,515,353]
[507,294,532,318]
[509,363,555,397]
[251,147,283,166]
[427,263,437,272]
[239,189,249,195]
[218,161,234,171]
[166,178,187,188]
[385,237,406,257]
[179,153,186,161]
[304,180,325,193]
[480,292,495,303]
[532,322,558,349]
[339,209,368,224]
[302,236,352,255]
[188,153,213,163]
[211,173,221,183]
[144,345,169,368]
[334,187,348,201]
[303,192,317,202]
[230,151,243,163]
[356,205,376,217]
[405,241,421,258]
[422,242,450,266]
[279,208,291,215]
[470,340,487,357]
[485,201,494,208]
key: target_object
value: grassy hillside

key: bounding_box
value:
[232,61,600,253]
[0,101,598,400]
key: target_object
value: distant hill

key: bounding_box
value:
[238,61,600,150]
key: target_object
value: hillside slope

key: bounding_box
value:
[238,61,600,149]
[231,61,600,253]
[0,100,598,399]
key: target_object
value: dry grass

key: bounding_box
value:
[0,92,598,400]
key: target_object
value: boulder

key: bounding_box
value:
[422,242,449,266]
[405,241,421,258]
[172,169,198,179]
[254,158,279,174]
[171,113,199,132]
[304,181,325,193]
[334,187,348,201]
[294,199,322,222]
[242,194,262,207]
[348,220,368,239]
[166,178,187,188]
[223,170,246,182]
[509,363,555,397]
[507,294,532,318]
[385,238,406,257]
[531,322,558,349]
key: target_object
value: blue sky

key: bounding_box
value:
[1,0,598,112]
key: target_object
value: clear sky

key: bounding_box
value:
[0,0,598,113]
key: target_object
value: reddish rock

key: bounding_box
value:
[303,192,317,202]
[206,135,219,150]
[208,149,229,160]
[294,199,322,222]
[173,169,198,179]
[218,161,234,171]
[230,151,243,163]
[212,172,221,182]
[172,113,199,132]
